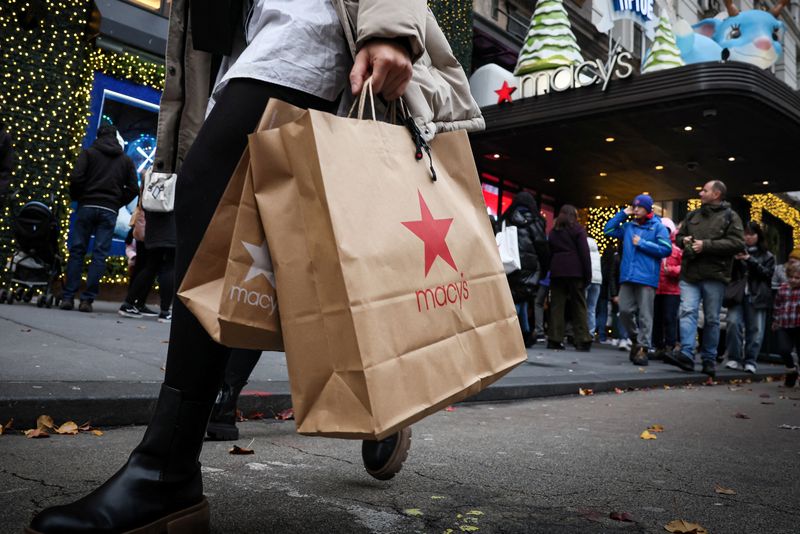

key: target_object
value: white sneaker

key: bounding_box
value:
[725,361,741,370]
[744,363,757,374]
[611,339,620,347]
[618,339,632,352]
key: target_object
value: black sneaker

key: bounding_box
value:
[118,303,142,318]
[78,300,93,313]
[546,340,566,350]
[632,347,649,366]
[701,360,716,378]
[157,310,172,323]
[59,299,74,311]
[785,369,798,388]
[663,350,695,372]
[137,305,159,317]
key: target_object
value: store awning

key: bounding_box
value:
[469,62,800,206]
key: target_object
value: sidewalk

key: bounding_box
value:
[0,301,788,428]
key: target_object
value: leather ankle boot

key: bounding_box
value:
[206,381,242,441]
[27,385,214,534]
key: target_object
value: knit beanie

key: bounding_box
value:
[633,194,654,213]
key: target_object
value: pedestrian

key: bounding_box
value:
[586,236,602,340]
[609,242,632,351]
[724,221,775,373]
[28,2,484,532]
[533,271,550,342]
[663,180,745,377]
[651,218,682,360]
[0,119,15,204]
[772,262,800,387]
[772,248,800,289]
[603,195,672,366]
[547,204,592,351]
[500,192,548,347]
[596,244,616,344]
[60,124,138,312]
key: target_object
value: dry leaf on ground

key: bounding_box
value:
[275,408,294,420]
[614,388,624,394]
[714,484,736,495]
[579,388,593,396]
[24,428,50,439]
[55,421,79,435]
[0,418,12,435]
[664,519,708,533]
[229,445,255,455]
[609,511,634,522]
[36,415,54,431]
[640,430,657,440]
[647,424,665,433]
[403,509,423,516]
[778,424,800,430]
[91,430,104,436]
[734,412,751,419]
[445,406,456,412]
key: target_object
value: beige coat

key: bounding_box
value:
[153,0,484,174]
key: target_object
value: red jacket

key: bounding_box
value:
[657,244,682,295]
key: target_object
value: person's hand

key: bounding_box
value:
[612,296,619,304]
[691,239,704,253]
[623,206,634,215]
[350,39,413,101]
[633,234,641,246]
[735,252,749,260]
[683,236,693,246]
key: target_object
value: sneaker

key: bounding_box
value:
[137,305,159,317]
[663,351,695,372]
[725,360,741,371]
[59,299,74,311]
[744,363,756,374]
[701,360,716,378]
[618,339,632,352]
[599,338,614,345]
[157,310,172,323]
[632,347,649,366]
[785,369,799,388]
[78,300,93,313]
[610,338,620,347]
[546,340,566,350]
[118,303,142,318]
[628,341,640,362]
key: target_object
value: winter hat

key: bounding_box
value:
[633,194,654,213]
[661,217,676,235]
[789,248,800,261]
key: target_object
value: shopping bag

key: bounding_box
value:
[496,220,521,274]
[177,107,304,350]
[248,94,526,440]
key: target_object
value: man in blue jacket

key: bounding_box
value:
[604,195,672,365]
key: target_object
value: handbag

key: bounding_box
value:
[141,168,176,212]
[496,220,521,274]
[723,277,746,307]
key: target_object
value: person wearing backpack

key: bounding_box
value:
[663,180,745,378]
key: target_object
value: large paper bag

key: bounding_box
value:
[177,105,306,350]
[249,100,526,440]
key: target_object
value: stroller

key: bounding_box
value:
[0,199,63,307]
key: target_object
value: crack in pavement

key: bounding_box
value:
[265,440,358,466]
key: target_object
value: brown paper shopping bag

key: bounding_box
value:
[248,97,526,440]
[177,103,307,350]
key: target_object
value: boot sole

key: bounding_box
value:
[365,427,412,481]
[25,497,209,534]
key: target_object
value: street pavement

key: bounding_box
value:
[0,300,792,428]
[2,382,799,533]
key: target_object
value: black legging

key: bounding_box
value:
[163,79,338,401]
[125,246,175,311]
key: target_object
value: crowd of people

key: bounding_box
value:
[500,180,800,386]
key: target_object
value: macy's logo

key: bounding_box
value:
[228,286,278,314]
[415,272,470,312]
[226,240,278,315]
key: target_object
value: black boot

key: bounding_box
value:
[207,382,241,441]
[362,427,412,481]
[27,385,214,534]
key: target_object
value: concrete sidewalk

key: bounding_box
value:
[0,301,789,428]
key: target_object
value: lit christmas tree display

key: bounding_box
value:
[641,16,685,73]
[514,0,584,76]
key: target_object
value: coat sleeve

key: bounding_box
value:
[664,248,682,278]
[637,224,673,259]
[603,210,627,239]
[747,252,775,282]
[704,211,745,256]
[356,0,427,62]
[69,150,90,201]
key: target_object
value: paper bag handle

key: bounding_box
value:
[347,77,377,121]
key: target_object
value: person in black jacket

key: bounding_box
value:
[0,120,15,204]
[724,221,775,373]
[500,192,548,347]
[61,125,138,312]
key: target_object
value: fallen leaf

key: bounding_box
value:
[24,428,50,439]
[36,415,54,431]
[55,421,79,435]
[466,510,484,516]
[614,388,624,394]
[638,367,646,373]
[714,484,736,495]
[431,496,446,500]
[610,511,634,522]
[734,412,751,419]
[78,421,92,431]
[579,388,593,396]
[229,445,254,455]
[91,430,104,436]
[275,408,294,420]
[445,406,456,412]
[664,519,708,533]
[0,418,12,435]
[647,424,665,433]
[403,508,423,517]
[728,386,743,391]
[640,430,657,440]
[137,326,146,330]
[248,412,265,420]
[703,377,714,386]
[765,376,774,383]
[459,527,479,532]
[778,424,800,430]
[20,328,31,332]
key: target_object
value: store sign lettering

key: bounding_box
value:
[518,50,634,98]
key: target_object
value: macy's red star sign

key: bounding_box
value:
[495,81,517,104]
[402,191,458,277]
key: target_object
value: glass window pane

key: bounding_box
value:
[127,0,161,12]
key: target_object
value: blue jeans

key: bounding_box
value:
[585,283,601,337]
[63,206,117,302]
[679,280,725,363]
[726,295,767,368]
[516,302,530,335]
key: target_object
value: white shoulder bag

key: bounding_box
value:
[142,168,176,212]
[496,220,521,274]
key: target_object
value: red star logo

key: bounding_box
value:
[402,191,458,277]
[495,81,517,104]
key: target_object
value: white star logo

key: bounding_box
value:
[242,241,275,288]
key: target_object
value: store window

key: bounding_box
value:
[123,0,170,17]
